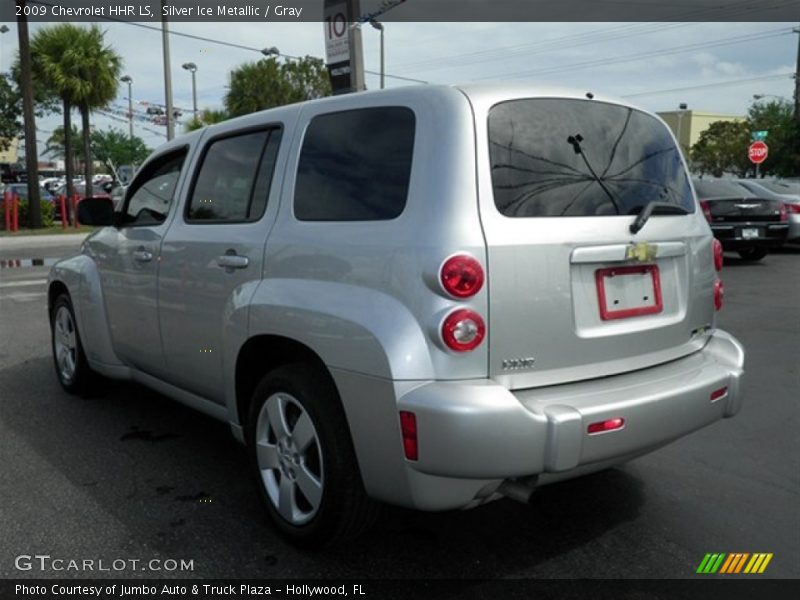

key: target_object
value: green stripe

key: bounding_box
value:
[710,553,726,573]
[697,554,713,573]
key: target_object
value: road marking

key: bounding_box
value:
[0,291,46,301]
[0,279,47,288]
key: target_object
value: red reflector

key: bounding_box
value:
[587,417,625,435]
[399,411,418,461]
[779,203,788,222]
[714,278,724,311]
[710,386,728,402]
[440,254,484,298]
[712,239,723,272]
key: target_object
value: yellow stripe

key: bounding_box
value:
[749,554,766,573]
[719,554,736,574]
[744,554,759,574]
[758,553,773,573]
[734,553,749,573]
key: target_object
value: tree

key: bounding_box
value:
[45,125,84,172]
[224,56,331,118]
[690,120,752,177]
[90,128,150,180]
[0,74,22,152]
[747,99,800,178]
[30,24,122,198]
[184,108,230,132]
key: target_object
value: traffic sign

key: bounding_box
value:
[748,141,768,164]
[751,130,768,142]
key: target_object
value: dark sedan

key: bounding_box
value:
[693,178,789,261]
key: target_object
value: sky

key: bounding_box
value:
[2,19,797,155]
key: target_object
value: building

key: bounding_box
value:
[657,110,744,156]
[0,137,19,164]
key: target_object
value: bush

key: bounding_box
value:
[15,198,55,228]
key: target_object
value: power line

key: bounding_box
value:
[475,27,793,81]
[622,72,794,98]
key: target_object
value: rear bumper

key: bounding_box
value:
[711,222,788,249]
[357,329,744,510]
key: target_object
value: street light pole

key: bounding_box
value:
[120,75,133,140]
[676,103,688,155]
[369,20,384,89]
[161,1,175,141]
[0,25,9,74]
[182,62,198,117]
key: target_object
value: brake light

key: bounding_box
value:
[787,203,800,214]
[587,417,625,435]
[441,308,486,352]
[699,200,712,222]
[399,411,418,461]
[779,203,788,222]
[712,239,723,272]
[714,278,724,311]
[440,254,484,298]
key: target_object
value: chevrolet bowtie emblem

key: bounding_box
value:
[626,242,657,262]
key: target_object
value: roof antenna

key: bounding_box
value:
[586,92,594,99]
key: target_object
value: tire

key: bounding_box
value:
[246,363,379,547]
[737,247,768,261]
[50,293,97,394]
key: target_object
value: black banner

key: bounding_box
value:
[3,0,800,23]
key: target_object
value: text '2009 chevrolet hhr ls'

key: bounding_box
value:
[49,83,745,545]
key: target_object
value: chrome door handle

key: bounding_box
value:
[133,249,153,263]
[216,254,249,270]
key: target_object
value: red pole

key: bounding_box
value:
[12,193,19,232]
[3,191,9,231]
[59,195,67,229]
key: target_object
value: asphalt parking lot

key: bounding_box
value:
[0,235,798,581]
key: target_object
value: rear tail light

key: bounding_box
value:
[399,411,418,461]
[779,203,788,222]
[587,417,625,435]
[712,239,723,272]
[714,278,724,311]
[440,254,484,298]
[787,203,800,214]
[699,200,712,222]
[441,308,485,352]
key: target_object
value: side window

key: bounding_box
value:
[122,149,187,226]
[294,107,416,221]
[187,128,282,223]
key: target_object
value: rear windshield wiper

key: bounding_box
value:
[629,201,689,235]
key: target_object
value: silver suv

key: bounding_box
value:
[49,83,745,545]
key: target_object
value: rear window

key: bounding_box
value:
[294,107,415,221]
[693,179,755,199]
[488,98,694,217]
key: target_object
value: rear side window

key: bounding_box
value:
[488,99,694,217]
[294,107,415,221]
[122,149,187,226]
[187,128,282,222]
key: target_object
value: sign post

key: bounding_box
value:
[324,0,365,94]
[748,140,768,178]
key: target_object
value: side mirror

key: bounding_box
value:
[77,197,115,226]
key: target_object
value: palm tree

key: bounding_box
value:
[31,24,121,198]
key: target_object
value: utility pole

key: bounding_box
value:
[161,1,175,140]
[16,0,41,228]
[794,26,799,123]
[348,0,365,91]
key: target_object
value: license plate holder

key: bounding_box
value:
[595,264,663,321]
[741,227,760,239]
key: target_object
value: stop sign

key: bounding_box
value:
[749,141,768,164]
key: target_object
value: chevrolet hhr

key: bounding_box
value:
[48,83,745,545]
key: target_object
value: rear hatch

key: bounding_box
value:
[474,95,716,390]
[694,179,785,223]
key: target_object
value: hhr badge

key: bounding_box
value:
[626,242,657,263]
[502,357,536,371]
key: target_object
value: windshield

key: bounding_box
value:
[758,180,800,196]
[693,179,755,199]
[488,98,694,217]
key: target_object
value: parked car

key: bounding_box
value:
[693,178,788,260]
[737,179,800,242]
[49,84,745,546]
